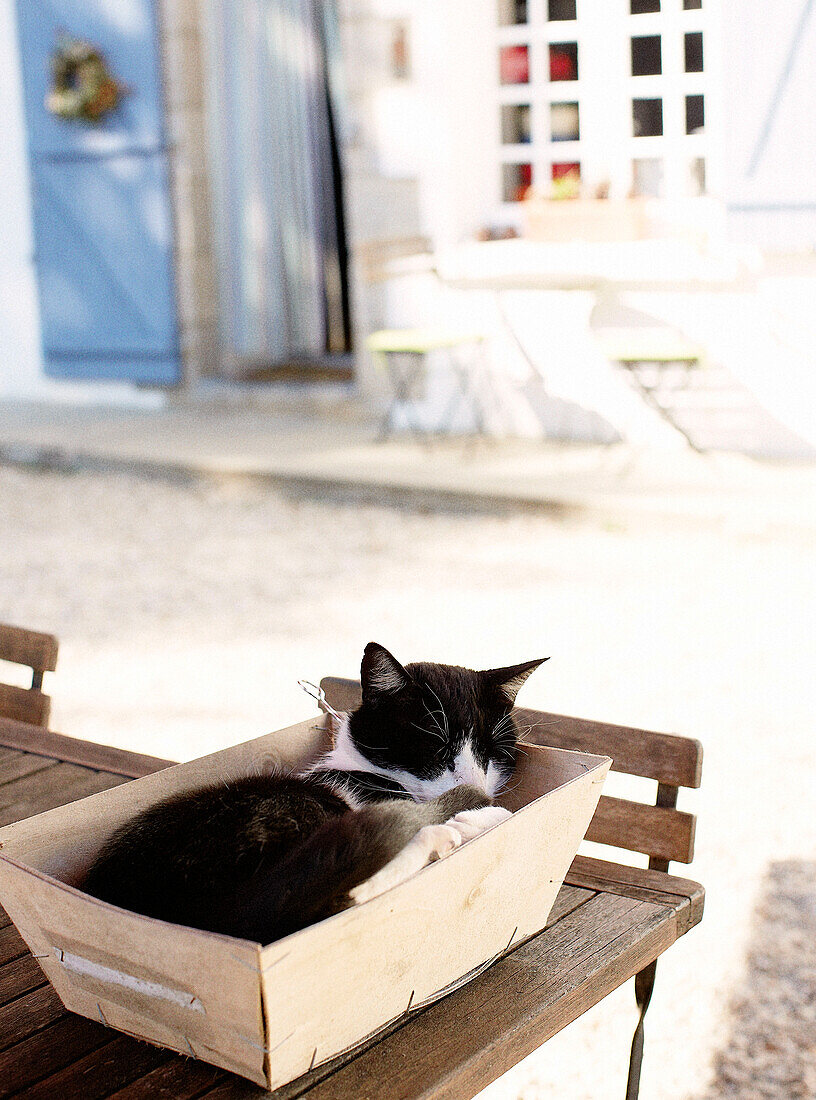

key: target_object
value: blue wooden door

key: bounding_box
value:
[15,0,180,384]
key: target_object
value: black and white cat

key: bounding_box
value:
[83,643,545,945]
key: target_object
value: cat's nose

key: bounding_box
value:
[453,767,488,793]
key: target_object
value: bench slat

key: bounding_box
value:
[588,795,696,864]
[0,682,51,727]
[0,624,59,674]
[320,675,700,868]
[516,707,703,789]
[319,677,361,712]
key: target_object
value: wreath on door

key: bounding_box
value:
[46,33,129,124]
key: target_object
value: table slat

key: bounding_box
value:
[0,750,59,788]
[12,1035,171,1100]
[0,983,64,1052]
[0,719,174,780]
[0,955,46,1009]
[0,1017,113,1097]
[0,763,129,827]
[105,1058,225,1099]
[567,855,705,930]
[0,923,27,967]
[109,886,599,1100]
[196,1080,263,1100]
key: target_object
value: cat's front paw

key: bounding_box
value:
[350,822,464,905]
[446,805,512,842]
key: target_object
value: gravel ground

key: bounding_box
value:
[1,462,815,1099]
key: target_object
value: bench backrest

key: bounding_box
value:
[0,623,59,728]
[320,677,702,873]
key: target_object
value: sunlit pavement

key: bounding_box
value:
[1,398,815,536]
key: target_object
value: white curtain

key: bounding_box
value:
[205,0,347,366]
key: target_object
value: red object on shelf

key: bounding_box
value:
[552,161,580,180]
[500,44,530,84]
[550,46,576,81]
[516,163,533,200]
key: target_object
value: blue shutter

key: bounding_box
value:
[15,0,181,384]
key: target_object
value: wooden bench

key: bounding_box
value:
[0,664,704,1099]
[0,623,60,730]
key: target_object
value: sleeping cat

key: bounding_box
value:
[83,643,545,945]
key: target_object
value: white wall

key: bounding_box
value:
[0,1,44,398]
[722,0,816,250]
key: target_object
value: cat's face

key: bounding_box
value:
[334,643,546,801]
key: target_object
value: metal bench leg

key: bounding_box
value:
[625,959,657,1100]
[626,782,678,1099]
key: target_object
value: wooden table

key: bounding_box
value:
[0,718,704,1100]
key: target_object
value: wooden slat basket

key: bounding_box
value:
[0,715,609,1090]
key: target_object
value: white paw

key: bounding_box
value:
[446,806,512,842]
[423,822,466,859]
[350,823,463,905]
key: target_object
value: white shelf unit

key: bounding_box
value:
[494,0,717,211]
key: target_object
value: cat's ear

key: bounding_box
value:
[483,658,548,705]
[361,642,412,702]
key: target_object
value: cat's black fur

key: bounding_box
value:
[83,644,546,944]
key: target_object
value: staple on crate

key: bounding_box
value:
[235,1034,268,1053]
[228,951,262,974]
[268,1030,296,1057]
[260,950,291,973]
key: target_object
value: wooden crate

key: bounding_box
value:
[0,716,609,1090]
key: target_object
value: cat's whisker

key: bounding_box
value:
[422,704,448,741]
[496,776,524,798]
[513,725,535,739]
[491,717,516,740]
[425,686,450,739]
[411,721,446,744]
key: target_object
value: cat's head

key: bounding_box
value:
[334,643,547,801]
